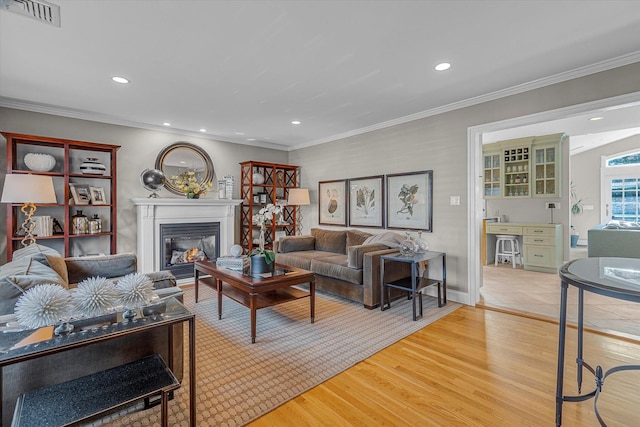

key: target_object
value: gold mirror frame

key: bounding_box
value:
[155,142,214,195]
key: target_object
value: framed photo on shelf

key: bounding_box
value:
[386,170,433,231]
[69,183,91,205]
[319,179,347,226]
[89,186,107,205]
[348,175,384,228]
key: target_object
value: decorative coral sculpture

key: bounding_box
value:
[15,284,72,329]
[73,276,119,318]
[116,273,154,319]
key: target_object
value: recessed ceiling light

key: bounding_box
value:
[199,128,207,133]
[247,138,256,141]
[162,122,171,126]
[291,120,301,125]
[589,116,604,121]
[434,62,451,71]
[111,76,130,84]
[235,132,245,135]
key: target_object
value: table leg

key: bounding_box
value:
[577,288,584,393]
[217,278,223,320]
[250,293,257,344]
[189,317,196,427]
[412,263,421,321]
[380,259,386,311]
[194,268,200,303]
[555,281,569,427]
[442,254,447,305]
[310,279,315,324]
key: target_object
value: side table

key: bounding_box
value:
[380,251,446,320]
[556,257,640,426]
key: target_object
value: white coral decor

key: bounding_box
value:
[116,273,154,309]
[73,276,119,317]
[15,284,72,329]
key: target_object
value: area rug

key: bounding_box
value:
[102,286,460,427]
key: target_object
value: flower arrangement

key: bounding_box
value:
[249,203,282,264]
[170,170,213,198]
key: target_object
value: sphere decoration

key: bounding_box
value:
[15,284,72,329]
[140,168,166,198]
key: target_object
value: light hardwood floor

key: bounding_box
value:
[249,306,639,426]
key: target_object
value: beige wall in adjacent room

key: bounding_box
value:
[0,109,287,262]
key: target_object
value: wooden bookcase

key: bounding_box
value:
[3,133,120,260]
[240,161,299,252]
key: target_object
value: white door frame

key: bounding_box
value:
[466,92,640,306]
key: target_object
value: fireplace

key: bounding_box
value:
[160,222,220,279]
[132,198,242,283]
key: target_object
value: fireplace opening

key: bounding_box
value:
[159,222,220,279]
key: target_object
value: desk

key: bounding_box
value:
[380,251,446,321]
[555,257,640,426]
[0,297,196,427]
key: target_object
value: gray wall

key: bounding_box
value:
[0,109,287,262]
[571,133,640,240]
[2,62,640,302]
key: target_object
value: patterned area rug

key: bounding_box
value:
[101,286,460,427]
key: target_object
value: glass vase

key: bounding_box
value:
[399,230,418,257]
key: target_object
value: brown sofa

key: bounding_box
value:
[274,228,410,309]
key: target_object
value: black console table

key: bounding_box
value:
[0,297,196,427]
[556,257,640,426]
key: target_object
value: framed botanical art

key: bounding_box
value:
[318,179,347,226]
[348,175,384,228]
[69,183,91,205]
[386,170,433,231]
[89,186,107,205]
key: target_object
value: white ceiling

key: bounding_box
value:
[1,0,640,151]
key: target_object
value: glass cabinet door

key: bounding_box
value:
[533,145,559,197]
[483,153,501,198]
[502,146,530,198]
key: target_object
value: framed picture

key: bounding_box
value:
[319,179,347,226]
[386,170,433,231]
[69,183,91,205]
[348,175,384,228]
[89,186,107,205]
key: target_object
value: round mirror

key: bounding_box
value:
[155,142,214,195]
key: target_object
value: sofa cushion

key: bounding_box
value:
[278,236,316,253]
[11,244,69,285]
[311,228,347,254]
[348,244,389,269]
[276,250,336,271]
[66,253,137,284]
[0,258,67,315]
[311,255,362,285]
[347,229,373,248]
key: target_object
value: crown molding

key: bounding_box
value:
[291,51,640,150]
[2,52,638,152]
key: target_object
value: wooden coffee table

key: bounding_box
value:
[194,260,316,343]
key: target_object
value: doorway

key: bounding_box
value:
[467,92,640,308]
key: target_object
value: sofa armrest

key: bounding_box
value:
[65,253,137,284]
[347,244,389,269]
[276,235,316,253]
[362,248,411,309]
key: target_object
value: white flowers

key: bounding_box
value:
[252,203,282,227]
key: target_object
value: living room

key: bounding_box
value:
[1,1,640,426]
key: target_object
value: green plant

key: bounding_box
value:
[570,182,584,215]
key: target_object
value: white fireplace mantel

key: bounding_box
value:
[132,197,242,274]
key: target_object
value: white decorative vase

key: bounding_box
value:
[24,153,56,172]
[252,173,265,185]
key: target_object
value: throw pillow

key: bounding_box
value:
[278,236,315,253]
[12,243,62,261]
[346,229,372,248]
[311,228,347,254]
[9,243,69,287]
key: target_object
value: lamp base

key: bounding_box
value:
[20,202,37,247]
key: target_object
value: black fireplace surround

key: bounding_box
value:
[159,222,220,279]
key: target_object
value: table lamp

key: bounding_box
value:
[287,188,310,235]
[1,174,57,247]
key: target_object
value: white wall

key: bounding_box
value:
[571,133,640,240]
[0,109,287,262]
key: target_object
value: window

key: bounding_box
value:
[610,178,640,222]
[607,150,640,166]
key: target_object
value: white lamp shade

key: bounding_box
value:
[287,188,310,206]
[1,174,57,204]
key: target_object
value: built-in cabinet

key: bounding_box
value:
[239,161,299,252]
[486,222,563,273]
[483,133,565,199]
[4,133,119,260]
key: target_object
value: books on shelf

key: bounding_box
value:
[32,216,53,237]
[216,255,249,271]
